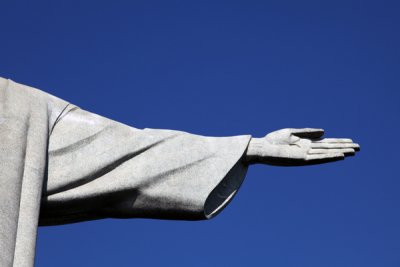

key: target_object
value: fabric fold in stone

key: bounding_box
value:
[0,77,252,267]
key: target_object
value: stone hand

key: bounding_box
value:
[245,128,360,166]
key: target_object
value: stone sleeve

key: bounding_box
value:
[39,107,252,226]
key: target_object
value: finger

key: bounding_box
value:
[311,142,360,150]
[313,138,353,143]
[306,153,345,161]
[290,128,324,139]
[308,148,355,155]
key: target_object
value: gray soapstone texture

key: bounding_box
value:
[0,77,359,267]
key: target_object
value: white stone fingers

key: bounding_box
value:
[310,142,360,150]
[308,148,355,154]
[306,153,345,161]
[313,138,353,143]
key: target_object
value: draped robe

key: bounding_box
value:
[0,77,252,267]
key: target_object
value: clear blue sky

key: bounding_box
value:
[1,1,399,266]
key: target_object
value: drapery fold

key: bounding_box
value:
[41,107,251,224]
[0,77,251,267]
[0,78,71,267]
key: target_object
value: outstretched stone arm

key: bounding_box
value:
[40,104,360,226]
[0,77,361,267]
[40,107,252,225]
[245,128,360,166]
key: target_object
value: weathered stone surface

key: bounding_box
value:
[0,77,359,267]
[0,78,251,267]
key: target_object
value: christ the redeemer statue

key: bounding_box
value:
[0,78,359,267]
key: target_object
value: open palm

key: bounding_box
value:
[248,128,360,166]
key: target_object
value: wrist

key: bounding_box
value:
[245,138,265,163]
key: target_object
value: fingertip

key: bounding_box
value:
[354,143,361,151]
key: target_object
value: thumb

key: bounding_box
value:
[290,128,324,139]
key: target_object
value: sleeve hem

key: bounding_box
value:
[203,139,251,219]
